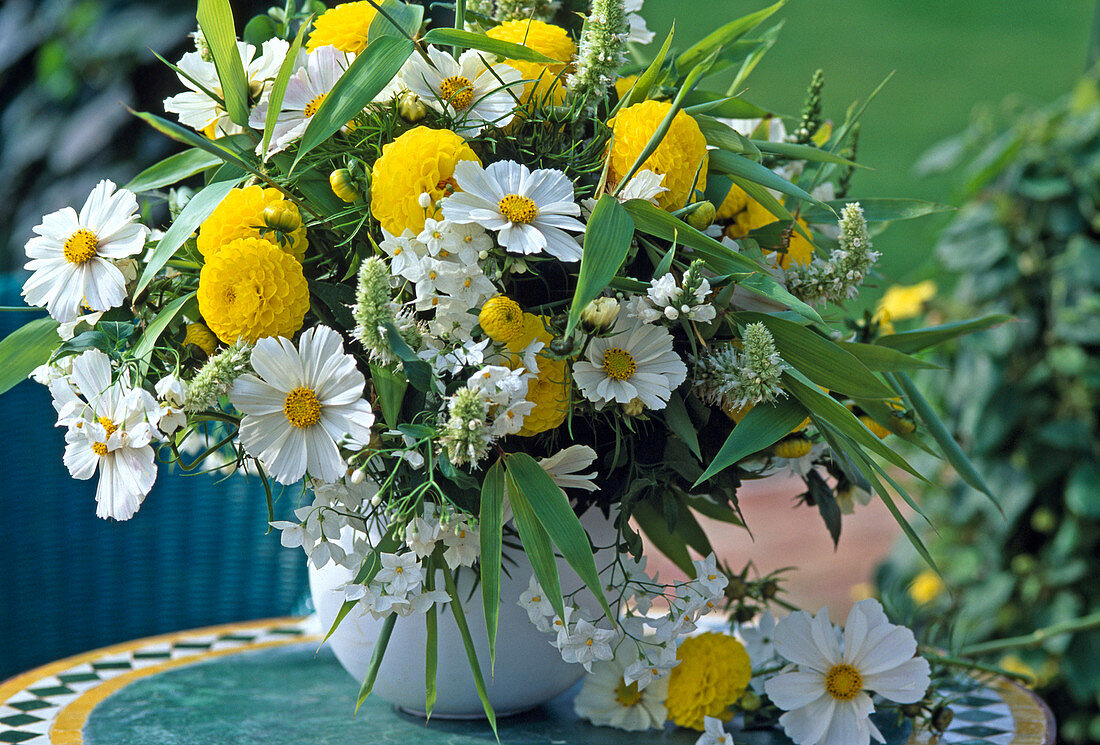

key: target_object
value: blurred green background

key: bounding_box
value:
[644,0,1096,284]
[2,0,1095,279]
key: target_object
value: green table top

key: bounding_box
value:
[0,617,1051,745]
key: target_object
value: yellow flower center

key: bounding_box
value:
[283,386,322,428]
[614,679,643,707]
[602,347,636,381]
[92,442,109,457]
[824,663,864,701]
[304,93,328,118]
[63,228,99,264]
[438,75,475,110]
[497,194,539,224]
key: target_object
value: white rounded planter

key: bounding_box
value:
[309,508,618,718]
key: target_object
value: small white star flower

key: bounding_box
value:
[695,716,735,745]
[556,618,617,672]
[442,160,586,262]
[230,325,375,485]
[23,180,149,323]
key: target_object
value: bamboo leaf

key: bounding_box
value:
[566,196,635,336]
[124,148,224,193]
[295,36,414,164]
[664,391,701,460]
[631,500,694,577]
[479,460,505,671]
[876,315,1013,354]
[505,453,614,622]
[683,93,770,119]
[506,471,565,622]
[442,563,499,735]
[130,110,260,176]
[727,20,782,92]
[674,0,786,73]
[368,0,424,41]
[135,177,242,297]
[696,115,761,160]
[737,311,895,398]
[618,23,675,110]
[196,0,250,127]
[752,140,864,168]
[837,341,942,372]
[354,613,397,712]
[0,317,60,395]
[424,559,439,719]
[370,364,408,429]
[420,27,560,62]
[709,149,829,211]
[800,198,954,223]
[695,397,808,484]
[132,292,196,368]
[261,16,311,158]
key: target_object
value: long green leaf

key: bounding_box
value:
[622,199,823,323]
[261,16,310,158]
[783,370,926,481]
[506,453,614,622]
[196,0,250,127]
[727,20,782,92]
[737,312,895,398]
[890,371,998,503]
[566,196,634,336]
[368,0,424,41]
[369,364,408,429]
[441,563,498,735]
[125,149,223,192]
[506,471,565,621]
[683,93,770,119]
[420,27,560,62]
[876,315,1013,354]
[0,317,60,395]
[837,341,941,372]
[354,613,397,712]
[132,292,196,367]
[800,198,954,224]
[130,110,260,176]
[295,36,414,164]
[752,140,864,168]
[696,115,761,160]
[135,177,242,297]
[631,500,694,577]
[479,460,505,671]
[424,558,439,719]
[709,149,829,211]
[674,0,785,73]
[695,397,807,484]
[664,391,701,460]
[673,501,715,557]
[619,23,675,110]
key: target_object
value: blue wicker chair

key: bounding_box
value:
[0,274,309,678]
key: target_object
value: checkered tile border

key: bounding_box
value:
[0,618,319,744]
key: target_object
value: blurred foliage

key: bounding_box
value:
[878,75,1100,745]
[0,0,278,271]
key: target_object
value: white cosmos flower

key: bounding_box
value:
[574,643,668,731]
[442,160,586,262]
[229,325,375,485]
[573,316,687,410]
[764,599,932,745]
[164,39,288,138]
[23,180,149,323]
[249,45,353,157]
[402,46,522,135]
[58,350,159,521]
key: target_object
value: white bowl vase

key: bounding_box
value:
[309,507,618,718]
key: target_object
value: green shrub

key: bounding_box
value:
[877,76,1100,745]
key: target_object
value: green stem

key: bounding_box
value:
[958,610,1100,657]
[920,650,1033,685]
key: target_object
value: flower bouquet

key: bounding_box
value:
[1,0,1026,742]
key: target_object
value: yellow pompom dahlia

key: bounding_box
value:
[608,100,709,212]
[197,237,310,344]
[506,313,568,436]
[306,1,377,55]
[666,632,752,730]
[197,186,308,262]
[183,322,219,356]
[715,181,749,220]
[724,198,813,269]
[485,20,575,105]
[479,296,525,343]
[370,127,481,236]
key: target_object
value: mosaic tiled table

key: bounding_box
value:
[0,617,1054,745]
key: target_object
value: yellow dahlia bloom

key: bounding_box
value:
[608,100,709,211]
[306,1,377,55]
[725,198,813,269]
[479,296,525,343]
[715,181,749,220]
[876,280,936,322]
[506,313,568,436]
[198,237,310,344]
[370,126,481,236]
[197,186,308,262]
[666,632,752,730]
[183,322,219,356]
[486,19,575,105]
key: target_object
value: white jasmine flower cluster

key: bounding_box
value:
[787,202,880,305]
[404,502,482,570]
[764,599,931,745]
[345,552,452,619]
[692,322,787,411]
[635,260,717,324]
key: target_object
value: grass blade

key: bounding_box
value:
[124,148,224,192]
[424,557,439,719]
[354,613,397,712]
[420,28,561,62]
[196,0,250,127]
[617,23,675,111]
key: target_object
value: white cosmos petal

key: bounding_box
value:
[773,611,834,672]
[304,425,347,483]
[862,656,931,704]
[777,694,836,745]
[765,671,827,711]
[818,699,873,745]
[250,336,304,391]
[230,376,287,415]
[809,608,842,667]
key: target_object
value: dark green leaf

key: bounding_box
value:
[800,198,954,224]
[664,391,701,460]
[354,613,397,712]
[125,148,224,193]
[566,196,634,336]
[808,469,841,548]
[370,364,407,429]
[876,315,1013,354]
[709,149,829,211]
[424,563,438,719]
[836,341,941,372]
[506,471,565,621]
[695,397,808,484]
[631,500,694,577]
[753,140,864,168]
[383,323,435,392]
[0,317,60,395]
